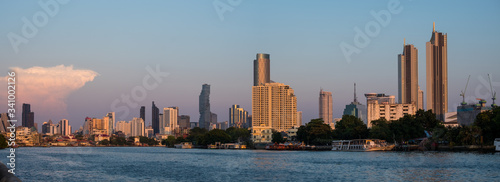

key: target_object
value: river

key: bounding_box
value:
[1,147,499,181]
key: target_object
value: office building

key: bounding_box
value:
[199,84,211,130]
[105,112,115,136]
[319,89,333,125]
[140,106,145,124]
[254,53,270,86]
[130,117,145,137]
[418,87,424,110]
[229,105,248,128]
[343,83,367,124]
[398,40,419,108]
[22,103,35,129]
[178,115,191,130]
[365,93,416,128]
[457,99,491,126]
[59,119,71,136]
[297,111,302,126]
[152,101,160,134]
[426,22,448,121]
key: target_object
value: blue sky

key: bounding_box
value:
[1,0,500,130]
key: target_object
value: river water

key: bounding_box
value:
[0,147,498,181]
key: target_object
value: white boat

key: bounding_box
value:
[174,142,192,149]
[332,139,395,151]
[495,138,500,152]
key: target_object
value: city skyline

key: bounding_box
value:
[1,1,500,129]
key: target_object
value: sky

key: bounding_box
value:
[1,0,500,131]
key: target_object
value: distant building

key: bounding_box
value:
[199,84,211,130]
[58,119,71,136]
[116,121,131,137]
[398,40,419,108]
[343,83,367,124]
[41,120,56,135]
[319,89,333,125]
[140,106,146,124]
[297,111,302,126]
[178,115,191,130]
[130,117,145,137]
[190,122,198,129]
[216,121,229,130]
[426,22,448,121]
[418,87,424,110]
[246,115,252,128]
[457,99,492,126]
[145,125,154,138]
[444,112,458,127]
[252,82,297,143]
[152,101,160,134]
[210,112,218,127]
[22,103,35,129]
[105,112,115,136]
[162,107,178,135]
[229,105,248,128]
[365,93,416,128]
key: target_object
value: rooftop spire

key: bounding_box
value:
[404,38,406,46]
[433,22,435,32]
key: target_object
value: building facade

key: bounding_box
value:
[22,103,35,129]
[319,89,333,125]
[152,101,160,134]
[140,106,145,125]
[343,83,367,124]
[252,82,297,143]
[365,93,416,128]
[162,107,178,135]
[426,22,448,121]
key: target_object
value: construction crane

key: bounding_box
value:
[460,75,471,106]
[488,74,497,107]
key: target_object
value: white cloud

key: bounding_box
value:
[2,65,98,122]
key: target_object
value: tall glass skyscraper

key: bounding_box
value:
[152,101,159,134]
[398,40,419,107]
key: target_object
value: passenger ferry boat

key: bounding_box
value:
[174,142,193,149]
[331,139,395,151]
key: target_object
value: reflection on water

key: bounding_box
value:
[0,147,498,181]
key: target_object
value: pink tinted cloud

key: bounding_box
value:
[3,65,98,122]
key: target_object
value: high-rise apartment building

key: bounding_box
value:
[252,82,297,143]
[162,107,178,135]
[254,53,270,86]
[199,84,211,130]
[426,22,448,121]
[229,105,248,128]
[398,40,419,108]
[319,89,333,125]
[59,119,71,136]
[130,117,145,137]
[105,112,115,135]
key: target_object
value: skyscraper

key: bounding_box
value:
[254,53,270,86]
[105,112,115,135]
[140,106,145,124]
[418,87,424,110]
[152,101,159,134]
[199,84,211,130]
[319,89,333,125]
[426,22,448,121]
[252,82,297,143]
[398,39,419,107]
[130,117,145,137]
[22,103,34,129]
[163,107,178,135]
[343,83,367,124]
[229,105,248,128]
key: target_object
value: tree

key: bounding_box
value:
[297,118,334,145]
[333,115,368,140]
[474,107,500,144]
[226,127,251,143]
[99,139,110,146]
[389,114,425,142]
[202,129,231,145]
[186,127,208,145]
[459,125,482,145]
[414,109,442,131]
[166,136,176,147]
[369,118,393,141]
[110,136,127,146]
[139,136,149,145]
[271,130,286,144]
[0,134,8,149]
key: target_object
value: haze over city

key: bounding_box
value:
[1,0,499,130]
